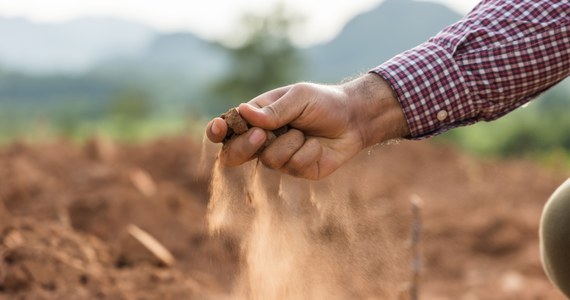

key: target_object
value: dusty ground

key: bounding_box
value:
[0,136,567,299]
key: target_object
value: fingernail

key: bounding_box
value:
[249,129,265,145]
[211,121,221,135]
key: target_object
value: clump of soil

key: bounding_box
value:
[220,108,249,141]
[220,107,289,150]
[0,137,234,300]
[0,136,567,299]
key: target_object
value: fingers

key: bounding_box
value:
[239,84,311,130]
[259,129,305,169]
[248,86,291,108]
[209,83,323,175]
[206,118,228,143]
[221,129,328,180]
[259,132,324,180]
[219,127,267,167]
[215,123,328,180]
[281,138,323,180]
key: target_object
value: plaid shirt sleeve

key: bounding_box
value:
[371,0,570,139]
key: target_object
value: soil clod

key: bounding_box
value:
[220,107,290,152]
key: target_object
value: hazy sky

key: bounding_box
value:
[0,0,480,45]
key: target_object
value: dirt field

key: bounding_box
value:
[0,136,567,299]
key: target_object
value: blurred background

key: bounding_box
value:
[0,0,568,162]
[1,1,569,299]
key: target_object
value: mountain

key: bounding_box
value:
[304,0,462,82]
[0,17,155,73]
[0,1,463,79]
[88,32,228,113]
[0,0,466,117]
[0,0,463,78]
[91,33,227,82]
[0,16,228,111]
[143,33,228,77]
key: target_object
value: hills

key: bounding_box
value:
[305,0,461,81]
[0,0,462,79]
[0,17,155,74]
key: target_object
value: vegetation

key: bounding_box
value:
[435,81,570,164]
[0,6,304,143]
[206,5,304,115]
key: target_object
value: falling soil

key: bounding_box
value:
[0,136,567,299]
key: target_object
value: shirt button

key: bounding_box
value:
[437,110,448,121]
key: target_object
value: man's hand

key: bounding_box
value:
[206,73,410,180]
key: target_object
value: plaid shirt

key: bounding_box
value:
[372,0,570,138]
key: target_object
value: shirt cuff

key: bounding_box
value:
[371,42,477,139]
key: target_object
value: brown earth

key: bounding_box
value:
[0,136,568,299]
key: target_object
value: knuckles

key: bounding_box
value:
[219,130,260,167]
[259,154,283,170]
[259,129,305,170]
[290,82,313,94]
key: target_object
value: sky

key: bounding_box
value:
[0,0,480,46]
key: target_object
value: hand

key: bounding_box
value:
[206,73,410,180]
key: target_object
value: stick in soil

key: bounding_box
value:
[409,195,423,300]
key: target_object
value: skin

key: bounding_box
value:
[206,73,410,180]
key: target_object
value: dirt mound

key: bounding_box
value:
[0,137,232,299]
[0,137,567,299]
[373,143,568,299]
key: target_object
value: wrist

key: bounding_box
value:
[342,73,410,148]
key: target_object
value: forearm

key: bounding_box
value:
[371,0,570,138]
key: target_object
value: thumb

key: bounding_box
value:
[239,92,308,130]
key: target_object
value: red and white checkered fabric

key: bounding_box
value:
[372,0,570,138]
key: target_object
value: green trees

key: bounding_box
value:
[206,5,304,115]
